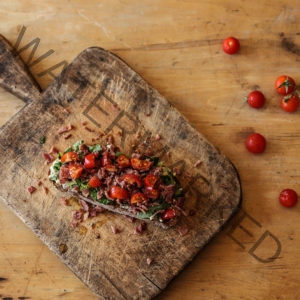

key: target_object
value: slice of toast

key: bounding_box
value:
[49,140,186,228]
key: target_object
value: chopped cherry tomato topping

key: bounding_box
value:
[69,163,84,179]
[130,193,149,204]
[101,151,111,166]
[122,174,142,187]
[279,189,298,208]
[161,208,176,221]
[130,158,152,171]
[109,186,129,200]
[88,176,102,188]
[61,151,79,163]
[144,174,160,188]
[117,154,131,168]
[84,153,97,169]
[144,187,160,199]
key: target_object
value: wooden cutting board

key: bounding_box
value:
[0,34,242,299]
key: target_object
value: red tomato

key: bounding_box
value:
[61,151,79,163]
[281,94,299,113]
[143,174,160,188]
[130,158,152,171]
[122,174,142,187]
[279,189,298,208]
[101,151,111,166]
[84,153,97,169]
[245,133,266,154]
[117,154,131,168]
[161,208,176,221]
[109,186,129,200]
[222,37,240,55]
[246,91,265,109]
[130,193,148,204]
[69,163,84,179]
[88,176,102,188]
[144,187,160,199]
[275,75,296,95]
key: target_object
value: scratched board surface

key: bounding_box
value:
[0,37,242,299]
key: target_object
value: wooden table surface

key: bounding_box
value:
[0,1,300,299]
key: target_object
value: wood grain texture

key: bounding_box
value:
[1,1,300,299]
[0,45,241,299]
[0,35,41,103]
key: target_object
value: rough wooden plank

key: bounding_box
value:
[0,46,242,299]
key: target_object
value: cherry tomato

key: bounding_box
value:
[245,133,266,154]
[281,94,299,113]
[279,189,298,208]
[117,154,131,168]
[84,153,97,169]
[275,75,296,95]
[130,193,148,204]
[130,158,152,171]
[246,91,265,109]
[122,174,142,187]
[144,187,160,199]
[88,176,102,188]
[143,174,160,188]
[109,186,129,200]
[222,37,240,55]
[69,163,84,179]
[61,151,79,163]
[161,208,176,221]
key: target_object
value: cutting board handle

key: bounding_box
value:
[0,34,41,103]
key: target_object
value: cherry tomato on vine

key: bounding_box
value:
[245,133,266,154]
[222,37,240,55]
[281,94,299,113]
[279,189,298,208]
[274,75,296,95]
[246,91,266,109]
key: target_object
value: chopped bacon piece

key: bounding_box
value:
[84,126,94,132]
[58,123,74,134]
[111,225,121,234]
[64,133,72,140]
[134,222,147,235]
[43,153,53,164]
[178,225,189,236]
[61,197,69,206]
[49,146,59,154]
[27,186,36,194]
[42,186,49,194]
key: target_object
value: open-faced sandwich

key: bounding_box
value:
[49,140,186,227]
